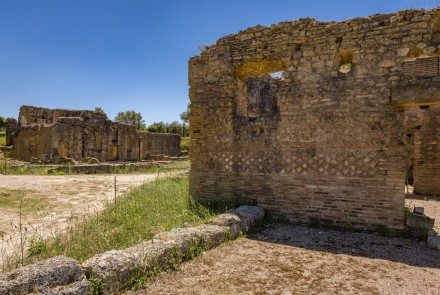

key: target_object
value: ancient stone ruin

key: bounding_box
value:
[405,105,440,195]
[6,106,181,162]
[189,7,440,230]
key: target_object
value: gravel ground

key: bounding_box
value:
[130,224,440,295]
[130,195,440,295]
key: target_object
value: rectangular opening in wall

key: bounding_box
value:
[234,60,285,118]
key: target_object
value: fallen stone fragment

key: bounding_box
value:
[210,205,264,237]
[0,256,89,295]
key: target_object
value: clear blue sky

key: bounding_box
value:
[1,0,439,125]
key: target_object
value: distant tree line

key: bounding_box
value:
[147,104,190,136]
[146,121,189,137]
[105,104,190,137]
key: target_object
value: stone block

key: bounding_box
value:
[413,207,424,214]
[0,256,89,295]
[427,230,440,250]
[406,213,435,230]
[82,248,146,293]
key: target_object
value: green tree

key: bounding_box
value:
[180,104,190,124]
[114,110,146,130]
[94,107,108,119]
[147,121,189,136]
[0,116,7,131]
[147,122,165,133]
[147,124,158,133]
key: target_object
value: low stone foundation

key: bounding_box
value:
[0,206,264,295]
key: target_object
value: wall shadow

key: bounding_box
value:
[248,223,440,269]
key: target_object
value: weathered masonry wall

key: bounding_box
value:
[10,106,181,162]
[5,118,18,146]
[410,106,440,195]
[139,132,181,159]
[189,7,440,230]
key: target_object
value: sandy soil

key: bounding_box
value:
[0,174,156,266]
[131,224,440,295]
[130,195,440,295]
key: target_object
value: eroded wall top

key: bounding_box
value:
[18,105,108,126]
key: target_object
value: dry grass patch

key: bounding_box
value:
[0,189,51,213]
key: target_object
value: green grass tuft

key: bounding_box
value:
[0,132,5,146]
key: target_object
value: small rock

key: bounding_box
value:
[414,207,424,214]
[396,47,410,56]
[427,230,440,250]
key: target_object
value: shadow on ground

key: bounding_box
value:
[249,223,440,269]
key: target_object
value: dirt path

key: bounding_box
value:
[0,174,156,267]
[130,224,440,295]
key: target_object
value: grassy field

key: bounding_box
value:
[3,175,213,271]
[0,132,5,146]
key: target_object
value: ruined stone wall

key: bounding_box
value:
[139,132,181,159]
[11,106,181,162]
[413,106,440,195]
[5,118,18,146]
[108,123,140,161]
[189,7,440,230]
[50,118,85,159]
[11,124,52,160]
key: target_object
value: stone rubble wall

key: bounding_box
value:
[189,7,440,230]
[10,106,181,162]
[0,206,264,295]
